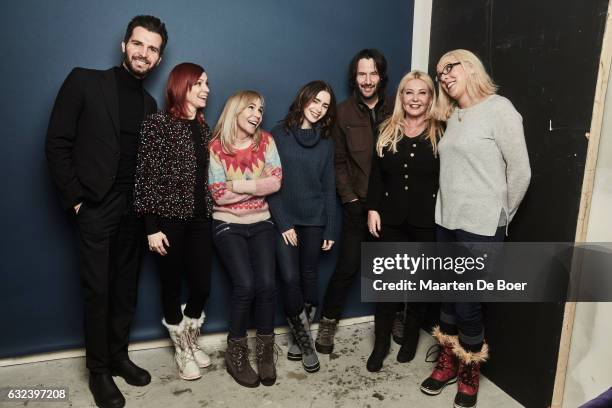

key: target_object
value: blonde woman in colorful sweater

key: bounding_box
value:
[208,90,282,388]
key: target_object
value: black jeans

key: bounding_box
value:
[75,190,143,373]
[436,224,505,352]
[276,225,324,317]
[155,217,212,325]
[320,201,368,320]
[212,219,276,339]
[374,221,436,332]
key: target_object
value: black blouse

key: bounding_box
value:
[366,134,439,227]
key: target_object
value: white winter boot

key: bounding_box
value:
[162,318,202,380]
[181,305,212,368]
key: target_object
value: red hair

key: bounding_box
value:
[165,62,206,123]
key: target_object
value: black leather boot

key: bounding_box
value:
[397,312,421,363]
[110,359,151,386]
[89,372,125,408]
[366,304,393,372]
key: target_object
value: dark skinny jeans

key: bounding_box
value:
[155,216,212,325]
[436,224,505,352]
[276,225,324,317]
[212,219,276,339]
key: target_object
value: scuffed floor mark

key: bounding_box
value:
[329,352,340,360]
[372,392,385,400]
[173,388,192,396]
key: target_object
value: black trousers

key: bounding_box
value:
[155,217,212,325]
[75,190,144,373]
[320,202,368,320]
[374,221,436,336]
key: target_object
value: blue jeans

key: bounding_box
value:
[212,219,276,339]
[436,225,505,352]
[276,226,323,317]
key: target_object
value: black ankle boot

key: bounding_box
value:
[397,313,421,363]
[89,372,125,408]
[367,337,390,372]
[110,359,151,386]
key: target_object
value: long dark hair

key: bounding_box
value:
[283,80,337,138]
[348,48,388,99]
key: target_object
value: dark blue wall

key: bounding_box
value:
[0,0,414,358]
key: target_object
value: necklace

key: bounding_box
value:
[457,108,465,122]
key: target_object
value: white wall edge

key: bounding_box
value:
[411,0,433,71]
[0,315,374,368]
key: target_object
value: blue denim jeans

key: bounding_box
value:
[276,225,323,317]
[212,219,276,339]
[436,224,505,352]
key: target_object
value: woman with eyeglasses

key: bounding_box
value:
[419,49,530,408]
[365,70,442,372]
[208,90,282,388]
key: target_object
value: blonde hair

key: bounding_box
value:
[212,90,265,154]
[434,49,498,120]
[376,70,442,157]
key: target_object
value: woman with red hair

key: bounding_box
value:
[134,62,213,381]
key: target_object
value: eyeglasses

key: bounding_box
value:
[435,62,461,82]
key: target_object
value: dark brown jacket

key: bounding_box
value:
[332,94,393,203]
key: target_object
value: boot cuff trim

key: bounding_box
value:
[181,304,205,327]
[432,325,459,347]
[452,342,489,364]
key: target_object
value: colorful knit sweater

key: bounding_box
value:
[208,131,282,224]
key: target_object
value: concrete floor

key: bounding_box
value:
[0,321,523,408]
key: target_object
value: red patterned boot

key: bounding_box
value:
[420,326,459,395]
[453,343,489,408]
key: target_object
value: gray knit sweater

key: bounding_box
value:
[435,94,531,236]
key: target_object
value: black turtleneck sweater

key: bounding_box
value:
[113,65,145,191]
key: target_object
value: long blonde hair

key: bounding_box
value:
[376,70,442,157]
[212,90,265,154]
[435,49,498,120]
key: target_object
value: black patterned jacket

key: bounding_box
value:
[134,112,213,231]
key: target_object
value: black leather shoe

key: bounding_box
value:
[110,359,151,386]
[89,372,125,408]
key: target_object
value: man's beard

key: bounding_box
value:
[122,53,152,79]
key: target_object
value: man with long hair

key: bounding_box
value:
[315,49,393,354]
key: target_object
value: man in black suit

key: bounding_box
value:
[45,15,167,408]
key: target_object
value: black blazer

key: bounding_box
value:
[45,67,157,210]
[366,134,439,227]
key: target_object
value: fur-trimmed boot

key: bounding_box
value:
[287,303,317,361]
[162,319,201,380]
[181,306,212,369]
[452,342,489,408]
[287,309,320,373]
[255,334,277,386]
[225,337,260,388]
[420,326,459,395]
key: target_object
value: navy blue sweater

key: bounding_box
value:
[268,124,338,240]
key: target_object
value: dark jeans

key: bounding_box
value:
[75,190,143,373]
[375,221,436,333]
[276,225,324,317]
[320,201,368,320]
[212,219,276,339]
[436,224,505,352]
[155,217,212,325]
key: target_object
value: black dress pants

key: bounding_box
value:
[75,191,143,373]
[320,201,368,320]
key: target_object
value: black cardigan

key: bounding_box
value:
[134,112,213,232]
[366,134,439,227]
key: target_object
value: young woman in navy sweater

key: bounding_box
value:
[268,81,338,373]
